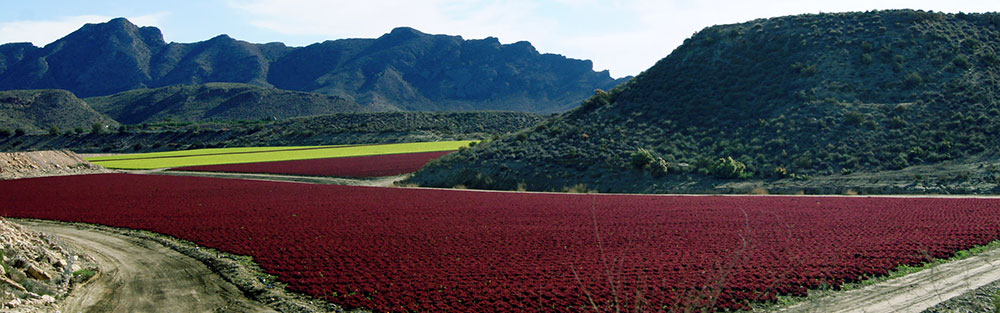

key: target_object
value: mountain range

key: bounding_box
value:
[0,18,626,114]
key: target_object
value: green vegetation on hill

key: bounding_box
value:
[0,89,118,133]
[87,82,387,124]
[0,111,544,153]
[409,10,1000,194]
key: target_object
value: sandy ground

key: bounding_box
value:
[15,220,275,313]
[776,245,1000,313]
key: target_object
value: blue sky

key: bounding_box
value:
[1,0,997,77]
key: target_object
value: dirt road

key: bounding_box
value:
[17,220,275,313]
[777,245,1000,313]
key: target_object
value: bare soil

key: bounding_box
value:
[0,151,109,180]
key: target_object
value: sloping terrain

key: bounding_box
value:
[0,217,96,312]
[87,82,386,124]
[0,18,625,113]
[409,10,1000,193]
[0,89,117,133]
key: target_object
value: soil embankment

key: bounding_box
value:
[0,151,108,180]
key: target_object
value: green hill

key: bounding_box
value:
[86,82,387,124]
[409,10,1000,194]
[0,111,545,153]
[0,89,117,133]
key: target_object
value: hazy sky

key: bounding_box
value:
[1,1,996,77]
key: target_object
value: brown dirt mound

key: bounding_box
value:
[0,151,108,180]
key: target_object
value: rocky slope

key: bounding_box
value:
[0,218,96,312]
[409,10,1000,194]
[0,18,626,113]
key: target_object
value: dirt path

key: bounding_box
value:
[777,245,1000,313]
[16,220,275,313]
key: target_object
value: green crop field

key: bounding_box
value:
[89,141,475,169]
[86,145,328,161]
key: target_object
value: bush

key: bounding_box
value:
[14,128,25,136]
[630,148,670,177]
[710,156,751,179]
[630,148,656,169]
[953,55,971,69]
[904,72,923,87]
[0,128,11,137]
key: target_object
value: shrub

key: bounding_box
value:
[0,128,11,137]
[630,148,670,177]
[953,55,971,69]
[14,128,25,136]
[630,148,656,169]
[904,72,923,87]
[710,156,750,179]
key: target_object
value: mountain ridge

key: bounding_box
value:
[0,18,625,113]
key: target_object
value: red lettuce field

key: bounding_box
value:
[170,151,453,177]
[3,174,1000,312]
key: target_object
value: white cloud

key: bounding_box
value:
[0,13,168,47]
[230,0,999,77]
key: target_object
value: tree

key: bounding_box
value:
[91,123,104,134]
[14,128,25,136]
[48,126,60,135]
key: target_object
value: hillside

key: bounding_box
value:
[0,18,626,113]
[0,111,545,153]
[87,82,387,124]
[409,10,1000,194]
[0,89,117,133]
